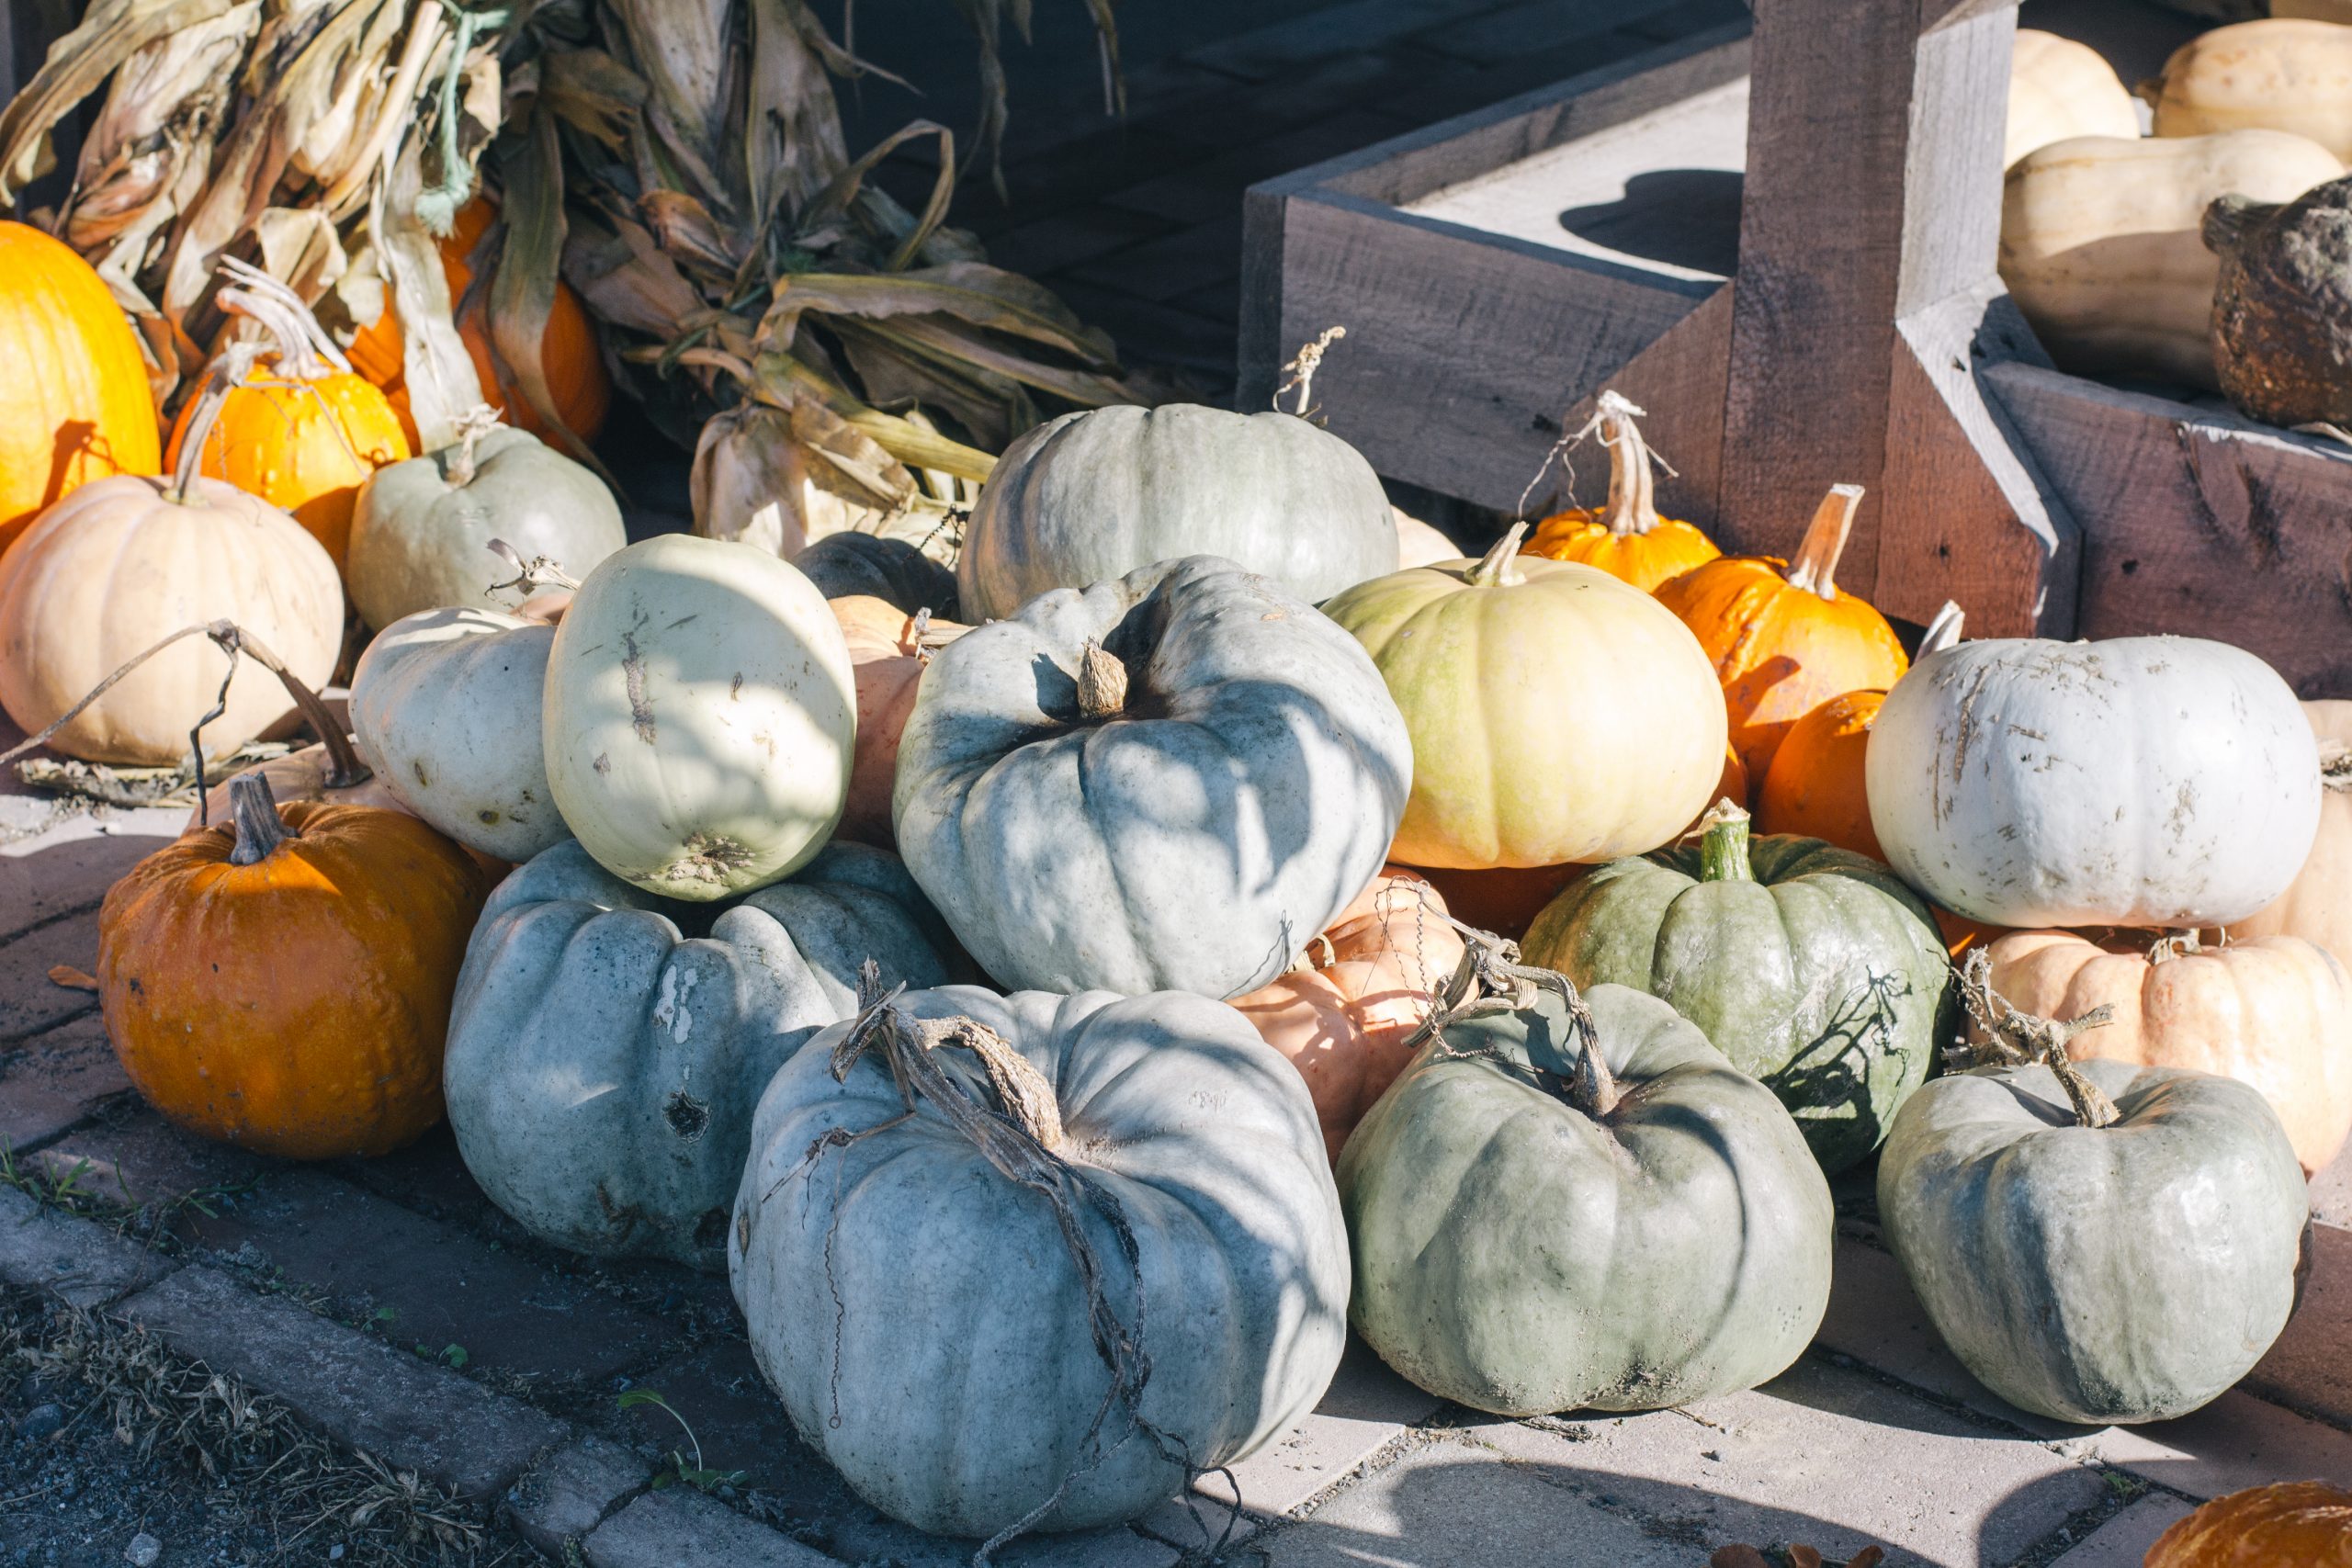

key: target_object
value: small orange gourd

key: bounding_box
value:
[1758,601,1964,860]
[164,261,410,568]
[830,593,968,850]
[1656,483,1908,778]
[1521,392,1720,592]
[0,221,161,556]
[99,772,490,1159]
[2145,1481,2352,1567]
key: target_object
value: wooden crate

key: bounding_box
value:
[1241,0,2352,697]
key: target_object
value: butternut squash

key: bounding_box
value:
[2000,130,2346,388]
[2007,32,2140,169]
[2149,20,2352,161]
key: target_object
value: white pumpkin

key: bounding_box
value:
[543,535,855,900]
[1866,637,2322,928]
[350,607,564,862]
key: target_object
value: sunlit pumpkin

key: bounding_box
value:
[1656,484,1907,779]
[350,197,611,446]
[98,773,490,1158]
[1757,601,1963,859]
[164,260,409,568]
[2145,1481,2352,1567]
[2233,701,2352,969]
[831,593,967,849]
[0,221,161,557]
[1522,392,1720,592]
[1231,867,1467,1160]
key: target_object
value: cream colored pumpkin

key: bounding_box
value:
[1392,508,1459,570]
[2007,32,2141,168]
[2149,20,2352,161]
[2000,130,2346,388]
[543,535,855,900]
[2232,701,2352,968]
[0,472,341,766]
[1981,928,2352,1175]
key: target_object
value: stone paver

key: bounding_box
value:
[34,1105,276,1211]
[1465,1354,2109,1567]
[505,1434,650,1561]
[2248,1220,2352,1427]
[184,1167,673,1387]
[2313,1145,2352,1230]
[0,1010,129,1152]
[0,811,177,941]
[583,1486,835,1568]
[2049,1495,2199,1566]
[0,1184,174,1308]
[1197,1335,1442,1518]
[0,908,106,1042]
[118,1264,567,1498]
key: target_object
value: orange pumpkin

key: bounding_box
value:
[100,773,490,1159]
[350,197,611,446]
[1758,601,1964,860]
[1981,927,2352,1175]
[1656,483,1907,779]
[830,594,968,849]
[2145,1481,2352,1567]
[1933,905,2007,959]
[165,261,409,568]
[1522,392,1720,592]
[0,221,161,557]
[1230,868,1467,1161]
[2233,701,2352,969]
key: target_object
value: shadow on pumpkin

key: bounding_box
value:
[1769,967,1919,1169]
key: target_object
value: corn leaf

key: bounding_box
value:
[0,0,239,203]
[745,0,850,236]
[489,105,606,469]
[761,264,1118,371]
[375,136,485,452]
[540,46,644,153]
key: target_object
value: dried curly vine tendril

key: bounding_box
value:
[1953,948,2120,1129]
[1402,919,1618,1118]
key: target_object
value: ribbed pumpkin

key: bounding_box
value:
[1521,393,1720,592]
[1979,926,2352,1175]
[1657,484,1906,779]
[0,221,161,557]
[831,595,967,850]
[1757,601,1963,859]
[2233,701,2352,968]
[1322,525,1726,870]
[348,197,610,446]
[1230,867,1465,1161]
[0,383,344,765]
[98,773,489,1159]
[2146,1482,2352,1567]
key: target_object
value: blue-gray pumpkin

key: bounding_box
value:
[1521,804,1953,1174]
[729,984,1348,1540]
[1339,964,1834,1416]
[956,404,1399,620]
[443,839,952,1269]
[893,555,1412,998]
[1879,1055,2310,1425]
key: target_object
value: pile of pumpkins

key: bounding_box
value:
[11,207,2346,1551]
[2001,12,2352,424]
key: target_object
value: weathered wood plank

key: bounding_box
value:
[1986,361,2352,695]
[1252,190,1708,514]
[1549,282,1734,529]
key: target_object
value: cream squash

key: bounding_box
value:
[2007,31,2141,168]
[2232,701,2352,968]
[2149,19,2352,161]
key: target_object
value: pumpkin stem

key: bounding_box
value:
[444,404,504,487]
[1274,324,1347,417]
[212,624,373,807]
[1077,640,1129,720]
[2320,741,2351,794]
[485,537,582,601]
[1470,523,1530,588]
[1917,601,1966,659]
[2149,928,2206,964]
[216,257,353,382]
[164,371,238,505]
[1412,924,1621,1118]
[1697,798,1755,884]
[1785,485,1864,601]
[1594,391,1662,538]
[1953,949,2121,1129]
[227,773,288,866]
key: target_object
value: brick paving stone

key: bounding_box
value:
[2245,1220,2352,1427]
[1046,279,1236,385]
[505,1434,650,1561]
[0,1184,174,1308]
[988,204,1181,278]
[1260,1428,1697,1567]
[1620,0,1752,42]
[1125,51,1421,155]
[1067,215,1244,304]
[0,814,178,942]
[1194,1336,1443,1518]
[1371,28,1665,130]
[1103,107,1423,225]
[34,1105,277,1213]
[1173,277,1241,327]
[119,1264,568,1497]
[999,1525,1183,1568]
[2049,1495,2199,1566]
[0,1010,129,1152]
[179,1168,673,1388]
[994,128,1214,226]
[0,908,106,1043]
[329,1122,507,1233]
[1464,1355,2109,1567]
[1184,0,1509,81]
[1419,0,1679,65]
[583,1485,834,1568]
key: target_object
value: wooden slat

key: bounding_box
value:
[1987,361,2352,696]
[1550,283,1734,529]
[1250,190,1709,514]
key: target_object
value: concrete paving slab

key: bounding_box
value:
[1464,1355,2109,1567]
[2049,1494,2199,1566]
[1196,1335,1443,1518]
[505,1434,650,1561]
[2064,1393,2352,1501]
[2247,1220,2352,1427]
[583,1485,835,1568]
[0,1183,174,1308]
[119,1264,568,1498]
[0,1010,129,1152]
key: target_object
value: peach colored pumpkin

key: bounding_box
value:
[1231,868,1466,1161]
[2146,1481,2352,1568]
[830,594,967,849]
[2232,701,2352,969]
[1981,927,2352,1174]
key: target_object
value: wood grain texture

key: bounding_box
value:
[1877,284,2079,637]
[1987,361,2352,696]
[1254,190,1710,514]
[1548,283,1734,530]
